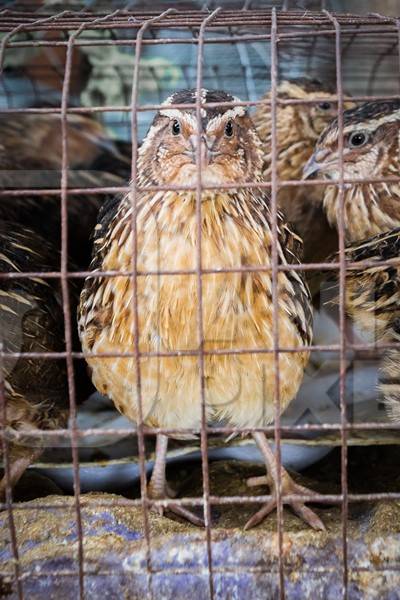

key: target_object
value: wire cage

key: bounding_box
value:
[0,2,400,599]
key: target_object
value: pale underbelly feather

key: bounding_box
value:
[88,273,307,430]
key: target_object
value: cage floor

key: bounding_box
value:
[1,446,400,599]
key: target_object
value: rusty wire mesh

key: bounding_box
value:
[0,3,400,600]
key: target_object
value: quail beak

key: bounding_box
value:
[303,149,330,180]
[189,134,216,168]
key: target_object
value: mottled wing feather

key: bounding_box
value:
[274,204,314,346]
[327,228,400,338]
[0,222,69,432]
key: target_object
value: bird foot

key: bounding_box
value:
[147,481,205,528]
[244,470,326,532]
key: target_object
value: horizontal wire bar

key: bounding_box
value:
[0,565,399,580]
[0,421,398,442]
[2,256,400,281]
[1,94,400,115]
[2,176,400,198]
[0,343,392,359]
[2,491,400,514]
[1,27,400,45]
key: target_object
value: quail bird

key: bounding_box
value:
[253,78,348,266]
[79,89,324,531]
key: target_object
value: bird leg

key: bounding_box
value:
[147,433,205,527]
[0,445,42,500]
[244,431,325,531]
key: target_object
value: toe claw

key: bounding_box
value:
[168,504,205,528]
[246,475,270,488]
[147,483,205,528]
[244,499,276,530]
[291,502,326,531]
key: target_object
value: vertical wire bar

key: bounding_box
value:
[270,9,285,600]
[59,10,122,599]
[0,347,23,600]
[60,32,86,600]
[324,10,348,599]
[128,9,177,600]
[195,8,221,600]
[396,19,400,93]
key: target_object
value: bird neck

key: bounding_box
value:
[324,181,400,242]
[103,189,273,275]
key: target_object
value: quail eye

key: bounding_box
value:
[348,130,369,148]
[171,119,181,135]
[318,101,332,110]
[224,120,234,138]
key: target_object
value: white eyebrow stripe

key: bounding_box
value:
[159,108,205,122]
[218,106,246,120]
[162,93,176,106]
[343,109,400,135]
[158,109,198,129]
[159,108,186,119]
[159,105,246,131]
[205,108,246,131]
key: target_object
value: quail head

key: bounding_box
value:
[304,99,400,243]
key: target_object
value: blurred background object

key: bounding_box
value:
[1,0,399,140]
